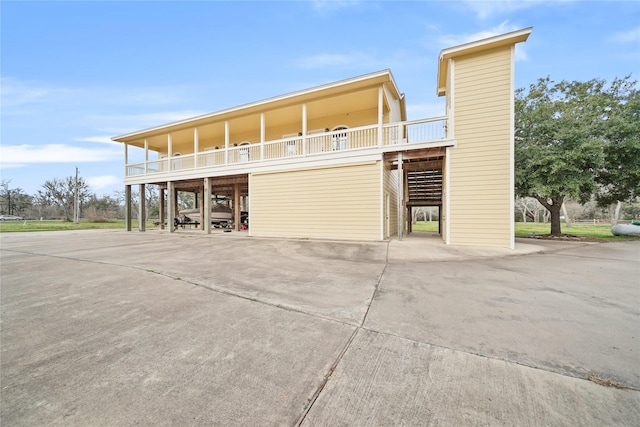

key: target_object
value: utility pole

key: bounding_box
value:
[74,167,79,223]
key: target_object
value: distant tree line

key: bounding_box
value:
[0,178,201,222]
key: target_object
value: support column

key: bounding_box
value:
[203,177,211,234]
[378,86,384,147]
[397,152,404,240]
[144,139,149,174]
[233,183,240,231]
[125,185,132,231]
[138,184,146,232]
[167,134,172,171]
[194,128,199,168]
[167,181,175,233]
[302,103,307,156]
[224,121,229,165]
[159,187,165,230]
[260,113,265,160]
[198,187,204,229]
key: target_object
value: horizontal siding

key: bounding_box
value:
[383,162,398,238]
[250,162,381,240]
[449,46,513,248]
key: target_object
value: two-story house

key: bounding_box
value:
[113,28,532,249]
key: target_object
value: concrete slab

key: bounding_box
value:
[1,250,355,426]
[301,329,640,426]
[1,230,387,325]
[1,230,638,426]
[365,240,640,389]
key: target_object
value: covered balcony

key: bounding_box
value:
[123,116,449,181]
[115,70,452,184]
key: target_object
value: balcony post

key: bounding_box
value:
[260,113,265,160]
[144,139,148,175]
[194,128,199,168]
[224,121,229,165]
[124,143,129,177]
[302,103,307,156]
[167,134,172,172]
[378,86,384,147]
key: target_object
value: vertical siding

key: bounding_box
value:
[383,162,399,238]
[250,162,381,240]
[449,46,514,247]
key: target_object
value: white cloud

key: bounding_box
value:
[74,136,121,145]
[611,27,640,43]
[0,144,122,167]
[86,175,121,191]
[292,52,378,70]
[437,21,529,62]
[93,110,208,136]
[463,0,566,20]
[312,0,362,12]
[437,21,520,47]
[406,102,446,121]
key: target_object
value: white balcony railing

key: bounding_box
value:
[125,116,447,177]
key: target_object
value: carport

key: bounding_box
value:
[127,174,249,233]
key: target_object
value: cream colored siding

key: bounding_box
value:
[250,162,381,240]
[382,162,398,238]
[449,46,513,247]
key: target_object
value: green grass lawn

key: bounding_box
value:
[2,219,636,241]
[514,222,631,240]
[0,220,154,232]
[412,221,635,240]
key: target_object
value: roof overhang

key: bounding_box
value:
[437,27,532,97]
[113,69,402,143]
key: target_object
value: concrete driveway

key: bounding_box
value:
[1,230,638,426]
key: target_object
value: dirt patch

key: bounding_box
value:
[588,375,629,390]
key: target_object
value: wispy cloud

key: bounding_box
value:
[0,144,122,167]
[406,102,446,121]
[1,77,193,114]
[437,21,520,47]
[291,52,379,70]
[92,110,208,136]
[437,21,529,61]
[611,26,640,43]
[74,136,121,145]
[312,0,362,12]
[463,0,568,20]
[86,175,121,191]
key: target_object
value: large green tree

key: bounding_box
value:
[595,77,640,207]
[515,76,637,235]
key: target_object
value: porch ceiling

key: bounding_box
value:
[115,70,398,150]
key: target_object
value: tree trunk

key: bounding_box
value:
[549,199,563,235]
[536,196,564,236]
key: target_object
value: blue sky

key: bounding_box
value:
[1,0,638,197]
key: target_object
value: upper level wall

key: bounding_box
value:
[448,45,514,248]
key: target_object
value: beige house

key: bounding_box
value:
[113,28,531,249]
